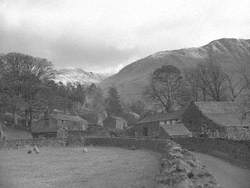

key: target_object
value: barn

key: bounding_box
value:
[182,101,250,140]
[134,111,192,138]
[31,112,88,138]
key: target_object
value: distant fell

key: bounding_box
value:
[100,38,250,102]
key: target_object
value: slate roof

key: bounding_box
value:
[194,101,250,127]
[51,113,86,122]
[160,123,192,137]
[137,110,183,124]
[110,116,127,122]
[31,114,87,133]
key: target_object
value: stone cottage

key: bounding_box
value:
[103,116,128,130]
[31,112,88,138]
[182,101,250,140]
[134,111,192,138]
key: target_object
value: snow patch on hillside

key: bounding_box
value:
[54,68,109,85]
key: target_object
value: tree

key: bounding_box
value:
[69,83,86,112]
[128,100,146,116]
[86,84,105,113]
[105,87,122,116]
[0,53,55,129]
[145,65,183,112]
[236,93,250,124]
[195,61,227,101]
[184,67,205,101]
[225,73,248,101]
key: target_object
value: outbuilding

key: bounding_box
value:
[31,112,88,138]
[182,101,250,140]
[134,110,192,138]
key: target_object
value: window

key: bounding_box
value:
[143,127,148,136]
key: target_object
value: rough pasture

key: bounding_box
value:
[0,146,159,188]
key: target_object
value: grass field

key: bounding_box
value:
[0,146,160,188]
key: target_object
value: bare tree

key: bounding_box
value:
[196,61,227,101]
[184,67,207,101]
[145,65,183,112]
[225,72,248,101]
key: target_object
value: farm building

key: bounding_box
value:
[182,101,250,140]
[103,116,128,130]
[31,112,88,138]
[78,107,107,127]
[134,111,192,138]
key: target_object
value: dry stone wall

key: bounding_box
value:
[85,137,219,188]
[175,137,250,168]
[0,138,65,149]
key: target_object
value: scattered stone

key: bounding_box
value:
[83,147,88,153]
[174,159,192,174]
[33,145,40,154]
[156,143,219,188]
[175,178,193,188]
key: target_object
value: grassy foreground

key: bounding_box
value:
[0,146,159,188]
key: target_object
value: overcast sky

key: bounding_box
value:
[0,0,250,73]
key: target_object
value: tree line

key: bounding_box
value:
[0,53,106,129]
[145,58,250,113]
[2,52,250,129]
[0,53,145,130]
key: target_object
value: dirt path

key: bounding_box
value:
[194,152,250,188]
[0,147,160,188]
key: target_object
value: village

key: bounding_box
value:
[1,0,250,187]
[1,93,250,143]
[1,52,250,188]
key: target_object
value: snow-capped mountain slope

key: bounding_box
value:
[54,68,109,85]
[100,38,250,102]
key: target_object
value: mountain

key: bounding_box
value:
[54,68,109,85]
[101,38,250,102]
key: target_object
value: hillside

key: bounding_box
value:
[54,68,108,85]
[101,38,250,102]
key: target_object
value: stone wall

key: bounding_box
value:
[0,138,65,149]
[225,126,250,140]
[175,137,250,168]
[85,137,219,188]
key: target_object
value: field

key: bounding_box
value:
[0,146,160,188]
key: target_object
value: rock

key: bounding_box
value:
[169,151,184,159]
[186,160,198,168]
[83,147,88,153]
[27,150,32,154]
[33,145,40,154]
[191,167,211,178]
[174,159,192,174]
[155,142,219,188]
[174,179,193,188]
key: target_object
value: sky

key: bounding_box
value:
[0,0,250,73]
